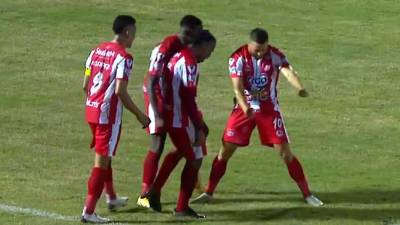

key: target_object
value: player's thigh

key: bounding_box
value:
[222,108,256,147]
[168,127,203,161]
[89,122,121,157]
[255,110,289,147]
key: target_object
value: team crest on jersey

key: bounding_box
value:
[264,64,271,72]
[244,65,252,73]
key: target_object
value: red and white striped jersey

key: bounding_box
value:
[84,41,133,125]
[228,44,290,112]
[165,47,201,128]
[143,34,185,99]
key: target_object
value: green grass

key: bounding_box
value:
[1,0,400,224]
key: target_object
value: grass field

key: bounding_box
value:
[1,0,400,224]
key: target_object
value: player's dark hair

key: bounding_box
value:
[180,15,203,29]
[192,29,216,46]
[113,15,136,34]
[250,28,269,44]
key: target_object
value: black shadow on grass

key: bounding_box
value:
[216,188,400,204]
[203,207,400,222]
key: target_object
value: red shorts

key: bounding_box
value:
[89,122,121,157]
[168,120,207,161]
[222,108,290,147]
[144,90,166,135]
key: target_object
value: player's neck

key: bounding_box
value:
[112,36,127,49]
[177,33,188,45]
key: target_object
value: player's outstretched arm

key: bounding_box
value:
[280,67,308,97]
[231,77,253,117]
[116,79,151,128]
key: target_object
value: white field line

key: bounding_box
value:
[0,203,131,224]
[0,203,78,221]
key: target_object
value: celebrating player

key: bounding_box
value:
[146,30,216,218]
[192,28,324,207]
[138,15,203,207]
[81,15,150,223]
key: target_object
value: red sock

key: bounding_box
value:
[285,156,311,198]
[141,151,161,194]
[176,161,199,212]
[205,156,227,195]
[152,151,182,193]
[84,167,106,214]
[104,167,116,200]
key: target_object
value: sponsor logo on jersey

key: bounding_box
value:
[95,48,115,58]
[91,61,110,70]
[248,75,268,88]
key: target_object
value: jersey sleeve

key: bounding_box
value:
[84,50,95,76]
[228,53,244,78]
[272,48,290,70]
[116,55,134,81]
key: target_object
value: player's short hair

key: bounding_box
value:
[250,28,269,44]
[113,15,136,34]
[180,15,203,29]
[192,29,216,46]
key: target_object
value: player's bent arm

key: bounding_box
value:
[115,79,150,127]
[231,77,251,116]
[280,67,308,97]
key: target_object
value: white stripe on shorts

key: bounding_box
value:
[108,122,120,157]
[186,120,204,160]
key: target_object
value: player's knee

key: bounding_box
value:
[192,158,203,170]
[219,141,237,160]
[95,154,111,168]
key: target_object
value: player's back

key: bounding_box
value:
[165,48,198,128]
[85,41,133,125]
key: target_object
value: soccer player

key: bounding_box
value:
[138,15,203,207]
[192,28,324,207]
[81,15,150,223]
[146,30,216,218]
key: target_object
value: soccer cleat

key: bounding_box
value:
[173,207,206,219]
[191,193,213,204]
[81,213,110,223]
[305,195,324,207]
[147,191,162,212]
[107,196,129,211]
[137,195,150,208]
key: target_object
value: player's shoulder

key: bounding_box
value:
[161,34,180,46]
[269,44,286,57]
[230,44,248,58]
[181,48,196,65]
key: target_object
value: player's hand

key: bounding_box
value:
[154,116,164,128]
[193,129,206,147]
[298,89,309,97]
[137,113,151,128]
